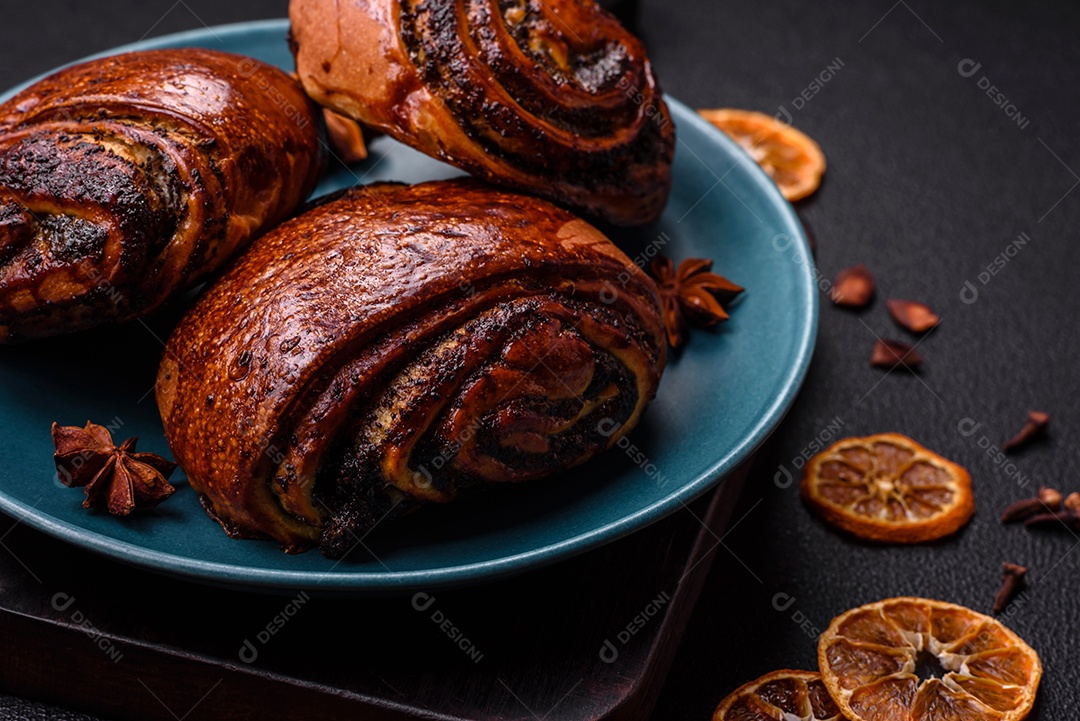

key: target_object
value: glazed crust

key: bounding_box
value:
[156,180,666,553]
[0,49,325,342]
[289,0,674,226]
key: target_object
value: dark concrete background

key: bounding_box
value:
[1,0,1078,718]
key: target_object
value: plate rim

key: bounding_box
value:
[0,19,818,592]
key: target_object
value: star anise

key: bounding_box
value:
[51,421,178,516]
[649,256,744,348]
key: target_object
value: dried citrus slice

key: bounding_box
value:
[698,108,825,201]
[801,432,975,543]
[712,670,844,720]
[819,597,1042,721]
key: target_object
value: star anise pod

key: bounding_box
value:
[51,422,178,516]
[649,256,743,348]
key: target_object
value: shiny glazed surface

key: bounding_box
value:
[289,0,674,226]
[157,180,667,554]
[0,21,816,591]
[0,48,325,341]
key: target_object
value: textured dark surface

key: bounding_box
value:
[1,0,1078,719]
[648,0,1080,718]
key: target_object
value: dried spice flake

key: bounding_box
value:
[649,256,743,349]
[887,299,940,333]
[1002,410,1050,453]
[52,421,178,516]
[323,109,368,164]
[830,264,875,308]
[870,338,922,370]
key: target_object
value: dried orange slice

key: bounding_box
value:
[698,108,825,201]
[712,670,844,720]
[819,597,1042,721]
[801,432,975,543]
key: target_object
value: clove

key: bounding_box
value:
[1023,509,1079,530]
[1038,486,1063,509]
[1000,497,1046,524]
[1000,486,1062,523]
[993,563,1027,614]
[1002,411,1050,453]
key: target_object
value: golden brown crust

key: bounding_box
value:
[157,179,666,553]
[0,49,325,342]
[289,0,674,226]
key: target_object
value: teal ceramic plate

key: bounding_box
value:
[0,20,817,593]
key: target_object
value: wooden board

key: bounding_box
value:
[0,464,749,720]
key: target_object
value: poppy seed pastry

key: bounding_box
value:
[289,0,675,226]
[0,49,325,342]
[156,180,667,554]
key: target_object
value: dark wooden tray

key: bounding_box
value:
[0,464,749,720]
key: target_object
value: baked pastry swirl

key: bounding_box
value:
[289,0,674,226]
[0,49,324,342]
[156,180,666,555]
